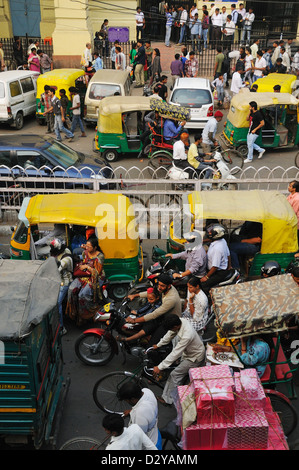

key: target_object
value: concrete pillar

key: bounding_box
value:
[52,0,92,68]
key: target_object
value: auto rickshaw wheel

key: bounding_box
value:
[108,283,130,301]
[102,149,119,163]
[295,150,299,169]
[236,145,248,159]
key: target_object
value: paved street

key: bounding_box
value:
[1,71,299,451]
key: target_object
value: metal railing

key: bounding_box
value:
[1,164,298,217]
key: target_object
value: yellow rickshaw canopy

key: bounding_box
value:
[184,190,298,254]
[253,73,297,94]
[24,193,140,259]
[227,88,299,128]
[97,95,152,134]
[36,68,86,99]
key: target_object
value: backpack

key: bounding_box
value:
[236,12,243,27]
[221,56,230,75]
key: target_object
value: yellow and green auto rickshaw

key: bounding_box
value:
[94,95,190,163]
[10,192,144,300]
[36,68,88,124]
[252,73,297,94]
[221,88,299,158]
[167,190,298,277]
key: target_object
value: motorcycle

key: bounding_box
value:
[75,298,171,366]
[167,148,238,191]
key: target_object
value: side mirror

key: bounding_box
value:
[10,226,15,232]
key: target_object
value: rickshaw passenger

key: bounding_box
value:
[66,237,105,325]
[229,221,262,270]
[34,223,66,258]
[181,277,209,333]
[212,335,271,378]
[163,117,186,142]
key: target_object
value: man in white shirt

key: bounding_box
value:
[230,69,246,95]
[281,46,291,72]
[211,8,222,48]
[221,6,228,26]
[103,414,157,450]
[200,223,231,293]
[222,14,236,51]
[69,86,86,137]
[172,132,193,176]
[178,7,188,44]
[241,7,255,45]
[236,3,246,41]
[83,43,92,68]
[250,38,260,60]
[118,383,161,449]
[115,46,126,70]
[153,314,206,405]
[136,7,145,41]
[201,110,223,152]
[252,50,267,82]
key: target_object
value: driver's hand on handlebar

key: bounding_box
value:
[126,294,137,301]
[153,366,160,377]
[172,272,182,279]
[122,409,131,418]
[165,253,173,258]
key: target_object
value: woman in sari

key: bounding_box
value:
[149,48,162,86]
[67,237,105,325]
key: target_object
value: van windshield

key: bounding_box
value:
[89,83,121,99]
[171,89,212,108]
[0,83,5,99]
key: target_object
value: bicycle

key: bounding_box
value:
[264,388,298,437]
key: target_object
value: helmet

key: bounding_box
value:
[50,238,66,256]
[206,224,227,241]
[260,260,281,277]
[183,230,202,251]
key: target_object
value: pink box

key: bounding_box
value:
[195,381,235,425]
[189,365,235,425]
[234,369,266,406]
[227,399,269,449]
[263,397,288,450]
[183,422,232,450]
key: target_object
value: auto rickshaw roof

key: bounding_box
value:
[98,96,152,116]
[229,87,299,111]
[185,190,298,254]
[36,68,86,97]
[210,274,299,339]
[21,193,140,258]
[0,258,61,340]
[253,73,297,94]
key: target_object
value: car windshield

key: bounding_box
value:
[89,83,121,99]
[0,83,5,99]
[43,140,81,168]
[171,89,212,108]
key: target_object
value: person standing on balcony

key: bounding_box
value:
[165,6,173,47]
[211,8,222,50]
[177,6,188,45]
[241,8,255,45]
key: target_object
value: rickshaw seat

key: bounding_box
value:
[260,337,292,384]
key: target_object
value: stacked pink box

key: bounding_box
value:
[189,364,235,425]
[179,366,289,450]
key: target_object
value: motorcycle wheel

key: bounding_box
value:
[75,332,115,366]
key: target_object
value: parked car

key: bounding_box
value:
[0,134,113,191]
[169,77,214,129]
[0,70,40,129]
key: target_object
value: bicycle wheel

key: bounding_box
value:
[265,389,298,437]
[93,371,146,414]
[60,436,105,450]
[75,333,114,366]
[221,148,244,175]
[149,151,173,178]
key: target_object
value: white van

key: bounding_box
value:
[84,69,131,124]
[0,70,39,129]
[169,77,214,129]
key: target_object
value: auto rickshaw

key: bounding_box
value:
[36,68,89,124]
[221,88,299,158]
[252,73,297,94]
[167,190,298,276]
[210,273,299,402]
[10,192,143,300]
[0,257,69,448]
[94,95,190,163]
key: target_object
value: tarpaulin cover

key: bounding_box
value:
[211,274,299,339]
[150,98,191,121]
[0,258,61,340]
